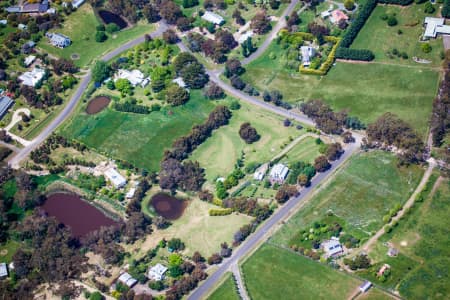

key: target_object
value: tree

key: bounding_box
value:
[166,85,189,106]
[224,58,244,78]
[275,184,298,203]
[160,1,183,24]
[163,29,179,44]
[207,253,223,265]
[204,83,224,99]
[106,23,120,33]
[308,22,329,36]
[89,292,104,300]
[177,17,192,31]
[344,0,355,10]
[232,9,246,25]
[297,174,309,186]
[168,238,185,251]
[230,75,245,90]
[251,10,271,34]
[239,122,260,144]
[421,43,432,53]
[115,78,132,95]
[341,131,354,143]
[92,61,111,83]
[143,4,160,23]
[387,16,397,27]
[180,62,209,88]
[168,253,183,267]
[192,251,205,263]
[326,143,343,161]
[95,31,107,42]
[287,11,300,28]
[314,155,330,172]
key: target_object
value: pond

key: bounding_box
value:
[86,96,111,114]
[98,10,127,29]
[150,193,187,220]
[42,193,118,237]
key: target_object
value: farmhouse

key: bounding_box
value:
[114,69,150,88]
[19,68,45,87]
[117,272,137,288]
[322,237,344,258]
[359,281,372,293]
[6,0,49,14]
[46,32,71,48]
[300,46,316,67]
[330,10,348,25]
[0,96,14,121]
[24,55,36,67]
[269,163,289,183]
[0,263,8,279]
[202,11,225,25]
[423,17,450,39]
[147,263,168,281]
[104,168,127,189]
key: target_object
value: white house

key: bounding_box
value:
[300,46,316,67]
[202,11,225,25]
[104,168,127,189]
[46,32,71,48]
[147,263,168,281]
[322,237,343,258]
[19,67,45,87]
[117,272,137,288]
[0,263,8,279]
[114,69,150,88]
[269,163,289,183]
[172,77,187,89]
[24,55,36,67]
[423,17,450,39]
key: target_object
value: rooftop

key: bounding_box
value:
[424,17,450,38]
[0,262,8,277]
[0,96,13,120]
[202,11,225,25]
[269,163,289,181]
[117,272,137,288]
[19,67,45,87]
[104,168,127,188]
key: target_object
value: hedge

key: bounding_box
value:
[335,47,375,61]
[378,0,413,4]
[340,0,378,48]
[443,0,450,18]
[299,36,341,75]
[209,208,233,216]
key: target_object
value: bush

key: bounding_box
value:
[209,208,233,216]
[424,2,436,13]
[421,43,432,53]
[344,0,355,10]
[95,31,107,42]
[387,16,398,26]
[106,23,120,33]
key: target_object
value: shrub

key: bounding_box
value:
[344,0,355,10]
[95,31,107,43]
[209,208,233,216]
[424,2,435,13]
[387,16,398,26]
[106,23,120,34]
[421,43,432,53]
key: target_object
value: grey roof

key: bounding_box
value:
[0,96,14,120]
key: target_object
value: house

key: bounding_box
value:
[202,11,225,25]
[6,0,49,14]
[117,272,137,288]
[377,264,390,277]
[0,20,7,25]
[0,263,8,279]
[269,163,289,183]
[19,67,45,87]
[387,247,398,257]
[126,187,136,199]
[238,31,254,44]
[114,69,150,88]
[423,17,450,39]
[0,95,14,121]
[330,9,349,25]
[18,24,27,30]
[72,0,86,9]
[46,32,71,48]
[104,168,127,189]
[147,263,168,281]
[24,55,36,67]
[172,77,187,89]
[253,164,268,181]
[359,281,372,293]
[300,46,316,67]
[322,237,344,258]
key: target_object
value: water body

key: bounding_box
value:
[98,10,127,29]
[43,193,118,237]
[150,193,187,220]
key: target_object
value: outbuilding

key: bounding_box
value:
[0,95,14,121]
[104,168,127,189]
[359,281,372,293]
[202,11,225,25]
[117,272,137,288]
[0,263,8,279]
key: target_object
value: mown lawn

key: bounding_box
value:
[282,136,321,165]
[208,273,240,300]
[38,4,155,68]
[241,41,439,138]
[271,151,424,246]
[60,90,217,172]
[0,240,21,263]
[351,3,444,67]
[190,100,303,182]
[242,244,361,300]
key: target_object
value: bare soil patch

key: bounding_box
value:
[150,193,187,220]
[86,96,111,114]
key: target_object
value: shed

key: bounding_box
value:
[0,263,8,279]
[24,55,36,67]
[300,46,316,67]
[147,263,168,281]
[117,272,137,288]
[0,20,7,25]
[238,31,254,44]
[202,11,225,25]
[359,281,372,293]
[126,187,136,199]
[18,24,27,30]
[0,96,14,120]
[104,168,127,189]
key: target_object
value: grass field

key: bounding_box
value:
[281,136,321,165]
[0,240,21,263]
[241,42,439,138]
[38,4,155,67]
[190,101,303,181]
[271,151,424,246]
[351,3,444,67]
[242,244,361,300]
[59,90,217,172]
[208,273,240,300]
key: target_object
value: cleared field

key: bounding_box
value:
[271,151,424,246]
[59,90,216,172]
[281,136,321,165]
[38,4,155,67]
[351,3,444,67]
[190,101,303,182]
[208,273,240,300]
[242,244,361,300]
[241,42,439,138]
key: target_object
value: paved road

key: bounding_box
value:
[188,136,362,300]
[8,22,168,169]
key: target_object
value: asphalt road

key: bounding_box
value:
[188,137,362,300]
[8,22,168,169]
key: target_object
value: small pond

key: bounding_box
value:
[42,193,118,237]
[98,10,127,29]
[86,95,111,114]
[150,193,187,220]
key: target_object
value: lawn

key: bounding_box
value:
[38,4,155,68]
[189,100,304,182]
[281,136,321,165]
[351,3,444,67]
[208,273,240,300]
[0,240,21,263]
[241,243,361,300]
[271,151,424,246]
[241,41,439,138]
[59,90,217,172]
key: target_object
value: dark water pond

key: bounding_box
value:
[43,193,118,237]
[150,193,187,220]
[98,10,127,29]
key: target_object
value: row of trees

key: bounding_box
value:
[431,51,450,148]
[185,30,238,63]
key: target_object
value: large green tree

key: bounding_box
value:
[92,61,111,83]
